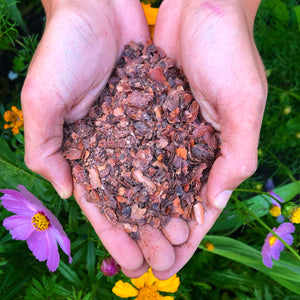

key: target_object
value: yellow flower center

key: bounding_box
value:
[32,213,50,231]
[269,236,277,246]
[136,285,161,300]
[3,106,24,135]
[291,208,300,224]
[269,205,281,217]
[205,242,215,251]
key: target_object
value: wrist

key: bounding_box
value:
[41,0,111,17]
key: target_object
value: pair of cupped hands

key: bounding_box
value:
[21,0,267,279]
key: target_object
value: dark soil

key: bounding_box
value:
[62,41,220,240]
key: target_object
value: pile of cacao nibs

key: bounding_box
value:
[62,41,220,240]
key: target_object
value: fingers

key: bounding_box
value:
[74,181,186,273]
[153,0,184,59]
[138,225,175,272]
[153,206,222,280]
[122,261,149,279]
[73,181,145,271]
[162,218,190,245]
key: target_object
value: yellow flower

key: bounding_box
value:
[290,207,300,224]
[205,242,215,251]
[3,106,23,135]
[142,3,159,39]
[112,268,180,299]
[269,205,281,217]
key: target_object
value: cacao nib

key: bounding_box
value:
[62,41,221,240]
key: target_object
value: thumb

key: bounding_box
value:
[21,83,73,199]
[206,100,264,209]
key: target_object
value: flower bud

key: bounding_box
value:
[100,256,120,277]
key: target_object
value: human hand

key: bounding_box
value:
[21,0,149,199]
[21,0,151,274]
[152,0,268,278]
[21,0,192,278]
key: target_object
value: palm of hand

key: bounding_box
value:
[150,0,267,278]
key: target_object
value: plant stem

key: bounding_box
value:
[268,84,300,101]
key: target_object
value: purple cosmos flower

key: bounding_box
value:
[0,185,72,272]
[261,222,295,268]
[100,256,121,277]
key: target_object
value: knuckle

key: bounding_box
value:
[238,160,257,179]
[24,153,42,174]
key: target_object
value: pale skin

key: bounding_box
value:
[21,0,267,279]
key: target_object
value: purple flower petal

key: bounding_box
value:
[100,256,121,277]
[276,222,295,235]
[269,191,284,204]
[265,179,275,191]
[261,243,273,268]
[280,235,294,245]
[45,229,60,272]
[51,227,72,263]
[270,241,284,260]
[27,230,48,262]
[3,215,35,240]
[1,186,72,272]
[0,189,35,215]
[261,222,295,268]
[17,185,46,211]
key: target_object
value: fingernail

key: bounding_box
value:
[193,203,204,224]
[213,190,232,209]
[53,184,70,199]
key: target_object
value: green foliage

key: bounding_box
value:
[211,182,300,232]
[0,1,19,49]
[13,34,39,75]
[199,236,300,295]
[254,0,300,184]
[0,0,299,299]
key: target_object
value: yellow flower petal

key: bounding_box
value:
[131,268,156,289]
[3,106,23,135]
[142,3,159,25]
[205,242,215,251]
[112,280,138,298]
[3,111,13,122]
[154,273,180,293]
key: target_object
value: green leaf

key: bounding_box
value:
[32,278,46,295]
[68,204,79,232]
[5,0,27,31]
[293,5,300,30]
[211,181,300,232]
[58,261,85,289]
[87,240,96,280]
[0,138,58,201]
[200,235,300,295]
